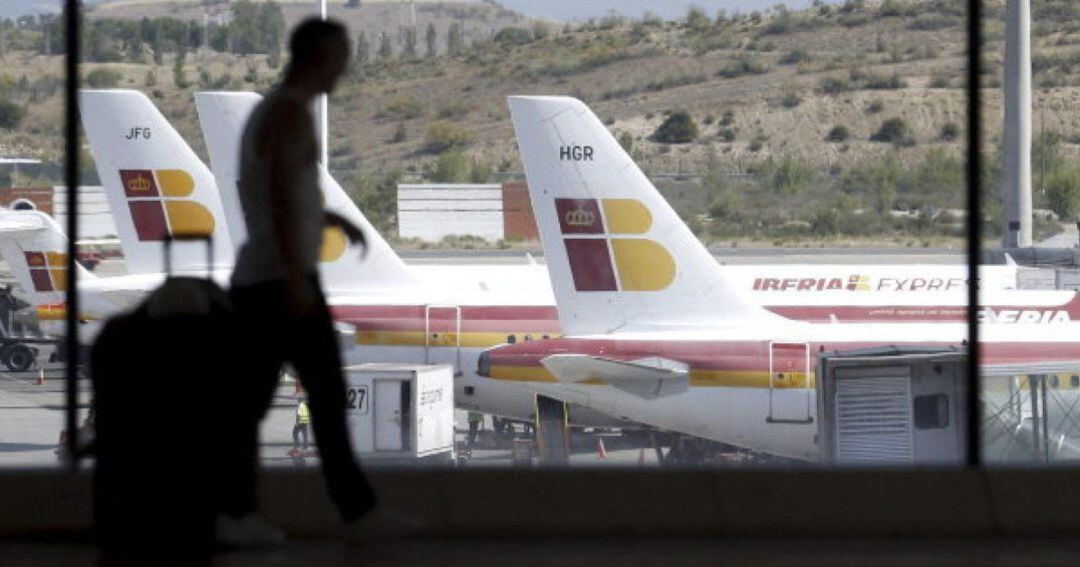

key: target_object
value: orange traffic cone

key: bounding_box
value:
[637,447,646,466]
[36,369,45,385]
[596,437,608,459]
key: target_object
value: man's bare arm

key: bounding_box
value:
[324,211,366,255]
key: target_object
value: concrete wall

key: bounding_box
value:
[398,184,504,242]
[52,186,118,241]
[6,469,1080,538]
[0,187,53,215]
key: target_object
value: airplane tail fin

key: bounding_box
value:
[79,89,234,275]
[194,91,417,291]
[0,211,96,307]
[508,96,775,335]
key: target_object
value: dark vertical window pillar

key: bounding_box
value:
[63,0,81,465]
[965,0,983,468]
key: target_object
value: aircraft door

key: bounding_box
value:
[425,305,462,376]
[767,342,813,424]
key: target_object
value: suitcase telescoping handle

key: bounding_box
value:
[162,232,213,278]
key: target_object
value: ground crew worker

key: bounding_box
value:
[467,411,483,447]
[292,398,311,451]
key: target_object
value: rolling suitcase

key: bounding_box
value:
[91,234,236,557]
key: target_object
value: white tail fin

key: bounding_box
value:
[79,89,234,275]
[508,96,775,334]
[194,91,416,292]
[0,211,96,307]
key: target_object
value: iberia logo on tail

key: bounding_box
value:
[556,198,675,292]
[119,169,215,240]
[25,251,68,292]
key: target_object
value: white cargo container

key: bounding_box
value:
[343,363,455,462]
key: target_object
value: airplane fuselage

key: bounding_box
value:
[479,322,1080,460]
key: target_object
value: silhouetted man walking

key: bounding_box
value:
[224,18,375,536]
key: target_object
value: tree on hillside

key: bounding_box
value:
[126,37,143,63]
[685,6,710,30]
[1046,166,1080,220]
[226,0,285,56]
[0,97,25,130]
[425,23,437,58]
[378,32,392,59]
[447,22,464,56]
[404,27,417,58]
[356,31,370,64]
[653,111,699,144]
[173,50,189,88]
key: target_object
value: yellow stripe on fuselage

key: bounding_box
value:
[355,330,561,349]
[486,365,815,389]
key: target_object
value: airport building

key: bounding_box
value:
[5,0,1080,564]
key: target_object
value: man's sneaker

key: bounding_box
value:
[215,514,286,549]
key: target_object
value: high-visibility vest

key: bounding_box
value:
[297,402,311,425]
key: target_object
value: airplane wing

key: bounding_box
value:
[0,214,47,233]
[540,354,688,399]
[981,361,1080,376]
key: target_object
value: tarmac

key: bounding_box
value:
[0,366,659,470]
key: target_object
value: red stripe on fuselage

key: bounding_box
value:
[329,305,561,333]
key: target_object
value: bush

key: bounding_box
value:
[779,49,811,66]
[718,128,736,142]
[424,121,473,153]
[493,27,533,47]
[940,122,960,141]
[758,155,817,194]
[871,117,915,146]
[866,99,885,114]
[865,72,907,90]
[437,101,472,120]
[652,111,698,144]
[85,67,122,88]
[391,122,407,143]
[378,95,424,120]
[818,75,851,94]
[908,14,960,31]
[718,55,769,78]
[826,125,850,142]
[430,149,469,182]
[779,90,802,108]
[1046,166,1080,219]
[929,74,952,88]
[0,97,25,130]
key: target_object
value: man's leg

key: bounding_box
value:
[223,283,288,518]
[287,286,375,521]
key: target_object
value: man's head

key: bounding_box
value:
[287,18,351,93]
